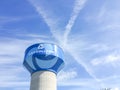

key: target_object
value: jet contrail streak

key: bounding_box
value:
[63,0,87,44]
[28,0,60,42]
[27,0,104,86]
[67,49,104,88]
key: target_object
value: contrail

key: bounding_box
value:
[63,0,87,44]
[28,0,87,45]
[67,49,104,88]
[27,0,103,85]
[28,0,61,42]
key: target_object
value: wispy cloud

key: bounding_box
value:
[58,68,120,89]
[0,16,20,25]
[0,38,28,88]
[27,0,102,87]
[28,0,61,42]
[85,1,120,31]
[27,0,95,79]
[28,0,87,45]
[67,48,101,84]
[57,69,78,82]
[58,77,100,88]
[0,15,36,26]
[0,64,29,88]
[91,52,120,66]
[80,0,120,79]
[57,68,101,88]
[0,81,29,88]
[63,0,87,44]
[62,35,102,80]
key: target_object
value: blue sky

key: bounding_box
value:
[0,0,120,90]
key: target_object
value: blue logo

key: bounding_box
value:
[37,44,44,49]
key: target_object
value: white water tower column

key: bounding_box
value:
[23,43,65,90]
[30,71,56,90]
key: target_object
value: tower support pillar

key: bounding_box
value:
[30,71,57,90]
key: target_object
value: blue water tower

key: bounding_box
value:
[23,43,65,90]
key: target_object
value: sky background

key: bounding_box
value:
[0,0,120,90]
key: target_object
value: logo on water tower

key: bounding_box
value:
[23,43,65,74]
[38,44,44,50]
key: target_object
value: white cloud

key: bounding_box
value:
[58,77,101,89]
[28,0,62,42]
[28,0,87,46]
[85,0,120,32]
[112,88,119,90]
[20,33,49,39]
[0,16,20,25]
[57,69,78,82]
[0,65,30,88]
[99,75,120,89]
[60,35,98,79]
[63,0,87,44]
[0,67,24,80]
[0,15,36,26]
[0,81,29,87]
[57,75,120,89]
[0,55,21,64]
[91,52,120,66]
[13,87,29,90]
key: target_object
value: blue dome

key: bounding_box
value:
[23,43,65,75]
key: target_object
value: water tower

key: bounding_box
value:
[23,43,65,90]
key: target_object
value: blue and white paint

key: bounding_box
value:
[23,43,64,74]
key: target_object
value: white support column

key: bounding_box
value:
[30,71,57,90]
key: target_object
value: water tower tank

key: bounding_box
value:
[23,43,65,90]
